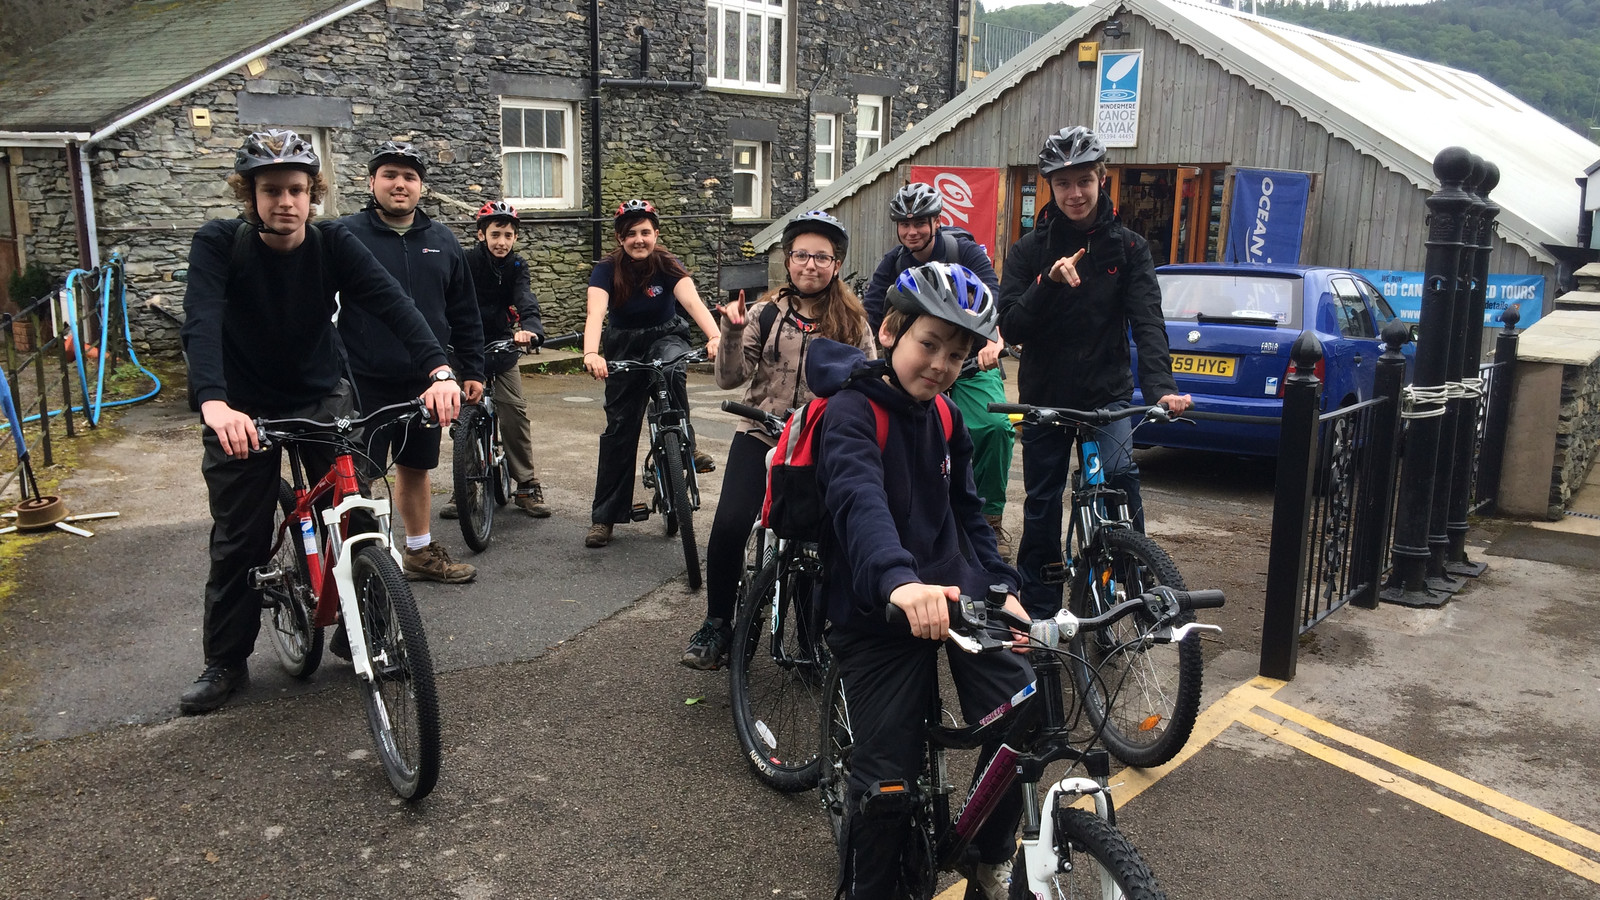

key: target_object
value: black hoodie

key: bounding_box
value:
[996,194,1177,410]
[808,339,1019,633]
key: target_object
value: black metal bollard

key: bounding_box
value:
[1445,161,1501,575]
[1383,147,1474,607]
[1260,331,1324,681]
[1424,154,1485,592]
[1473,307,1521,515]
[1351,320,1412,610]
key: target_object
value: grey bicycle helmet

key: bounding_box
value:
[889,183,943,222]
[781,210,849,262]
[476,200,519,229]
[614,198,659,230]
[234,129,320,176]
[1038,126,1106,177]
[886,262,999,343]
[368,140,428,178]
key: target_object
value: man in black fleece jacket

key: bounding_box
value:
[996,126,1190,619]
[178,130,459,715]
[339,141,484,584]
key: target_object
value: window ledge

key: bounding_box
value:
[730,217,775,226]
[705,84,803,102]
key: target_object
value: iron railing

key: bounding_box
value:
[971,22,1043,75]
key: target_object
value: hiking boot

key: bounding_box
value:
[972,859,1013,900]
[514,481,551,518]
[439,499,458,520]
[402,541,477,583]
[693,449,717,473]
[585,523,613,548]
[681,618,732,671]
[179,661,249,715]
[329,623,351,661]
[986,513,1013,562]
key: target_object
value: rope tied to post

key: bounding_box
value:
[1458,376,1485,400]
[1401,383,1451,419]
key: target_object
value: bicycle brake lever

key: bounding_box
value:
[1154,622,1223,643]
[948,631,985,653]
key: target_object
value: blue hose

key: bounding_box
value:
[0,254,162,434]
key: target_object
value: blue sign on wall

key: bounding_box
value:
[1353,269,1545,329]
[1225,170,1312,265]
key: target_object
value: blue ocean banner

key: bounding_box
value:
[1225,169,1311,265]
[1353,269,1545,329]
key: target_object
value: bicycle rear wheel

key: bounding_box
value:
[452,405,494,552]
[265,479,323,679]
[660,430,702,590]
[1068,528,1201,768]
[819,663,854,843]
[351,544,442,801]
[1009,808,1167,900]
[730,554,828,791]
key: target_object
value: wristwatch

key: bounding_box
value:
[430,368,457,383]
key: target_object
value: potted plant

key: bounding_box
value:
[4,262,53,353]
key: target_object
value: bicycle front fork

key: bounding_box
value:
[1016,771,1117,889]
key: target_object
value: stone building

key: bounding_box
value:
[0,0,980,355]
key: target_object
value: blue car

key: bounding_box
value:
[1131,263,1410,457]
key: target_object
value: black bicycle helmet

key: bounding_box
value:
[781,210,849,262]
[1038,126,1107,177]
[234,129,320,176]
[368,140,428,178]
[476,200,520,229]
[886,262,999,344]
[614,198,659,230]
[889,183,944,222]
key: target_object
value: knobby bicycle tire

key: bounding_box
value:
[1009,808,1167,900]
[660,430,702,590]
[491,414,512,508]
[453,405,494,553]
[1068,528,1201,768]
[266,479,323,679]
[352,545,442,801]
[730,556,828,792]
[819,663,854,844]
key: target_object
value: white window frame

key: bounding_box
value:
[854,94,886,167]
[499,98,579,210]
[731,140,768,219]
[813,113,838,187]
[706,0,789,92]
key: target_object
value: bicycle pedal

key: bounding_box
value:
[1040,562,1068,585]
[629,503,652,522]
[247,565,282,591]
[860,780,915,818]
[641,470,656,489]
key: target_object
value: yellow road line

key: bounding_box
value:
[1236,710,1600,885]
[1253,695,1600,855]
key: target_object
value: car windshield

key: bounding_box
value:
[1158,273,1300,328]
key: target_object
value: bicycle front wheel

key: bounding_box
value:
[452,405,494,552]
[265,479,323,679]
[1011,807,1167,900]
[731,555,828,791]
[660,430,702,590]
[351,545,442,801]
[490,415,511,508]
[1068,528,1201,768]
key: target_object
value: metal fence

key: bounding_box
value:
[971,22,1043,76]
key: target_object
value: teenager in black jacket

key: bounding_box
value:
[995,126,1191,619]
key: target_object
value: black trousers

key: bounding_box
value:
[591,326,695,524]
[828,626,1035,899]
[703,431,770,623]
[199,386,353,667]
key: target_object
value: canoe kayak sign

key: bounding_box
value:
[1094,50,1143,148]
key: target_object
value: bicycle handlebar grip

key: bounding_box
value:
[883,595,969,625]
[987,403,1031,415]
[721,400,768,423]
[1177,588,1226,611]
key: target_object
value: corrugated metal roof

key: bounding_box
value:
[0,0,362,134]
[756,0,1596,264]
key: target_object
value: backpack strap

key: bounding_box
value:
[756,299,782,361]
[932,393,954,441]
[866,399,890,452]
[939,230,959,262]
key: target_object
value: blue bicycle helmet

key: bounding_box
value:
[886,262,999,343]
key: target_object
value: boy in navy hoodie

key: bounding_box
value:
[812,262,1034,900]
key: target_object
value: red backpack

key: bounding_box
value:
[761,393,954,541]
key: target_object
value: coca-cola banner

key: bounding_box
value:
[908,165,1001,261]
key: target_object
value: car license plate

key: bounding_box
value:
[1170,353,1235,377]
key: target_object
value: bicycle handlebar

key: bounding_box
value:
[720,400,786,439]
[986,402,1181,428]
[884,584,1224,653]
[607,346,709,374]
[254,398,433,444]
[958,346,1015,380]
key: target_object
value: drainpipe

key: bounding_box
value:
[66,142,99,269]
[590,0,603,260]
[1578,176,1592,249]
[949,0,964,98]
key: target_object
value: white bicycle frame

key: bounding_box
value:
[318,493,400,685]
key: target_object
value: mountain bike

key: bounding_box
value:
[608,345,709,589]
[721,400,830,792]
[989,401,1200,768]
[819,586,1224,900]
[250,399,442,801]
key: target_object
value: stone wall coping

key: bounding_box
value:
[1574,261,1600,281]
[1553,289,1600,309]
[1517,309,1600,365]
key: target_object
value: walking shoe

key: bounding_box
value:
[693,449,717,473]
[178,661,249,715]
[514,481,551,518]
[681,618,732,670]
[972,859,1013,900]
[986,513,1013,562]
[439,499,458,520]
[329,623,351,661]
[584,523,613,548]
[402,541,477,583]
